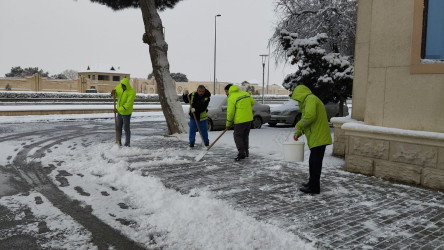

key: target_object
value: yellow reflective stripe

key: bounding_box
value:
[236,95,249,102]
[189,92,195,112]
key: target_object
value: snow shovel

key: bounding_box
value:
[113,93,119,145]
[187,94,207,148]
[195,127,229,162]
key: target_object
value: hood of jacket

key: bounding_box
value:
[291,85,312,103]
[228,85,240,95]
[120,78,133,91]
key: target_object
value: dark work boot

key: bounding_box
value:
[205,141,209,147]
[234,154,246,161]
[299,186,320,194]
[189,143,194,148]
[300,182,309,188]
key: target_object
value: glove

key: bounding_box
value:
[293,134,299,141]
[191,108,196,113]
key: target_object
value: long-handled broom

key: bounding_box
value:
[113,93,119,145]
[195,127,229,161]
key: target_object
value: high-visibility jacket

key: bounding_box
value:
[114,78,136,115]
[183,89,211,121]
[291,85,332,149]
[226,85,255,127]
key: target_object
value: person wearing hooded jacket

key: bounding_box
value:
[291,84,332,194]
[111,78,136,147]
[225,84,255,161]
[182,85,211,147]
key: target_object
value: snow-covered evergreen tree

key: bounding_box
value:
[272,0,357,60]
[280,29,353,116]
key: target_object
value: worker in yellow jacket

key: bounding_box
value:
[225,84,255,161]
[292,85,332,194]
[111,78,136,147]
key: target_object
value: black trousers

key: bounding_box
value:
[308,145,327,191]
[233,122,251,157]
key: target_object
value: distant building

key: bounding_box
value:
[0,65,289,96]
[238,81,289,96]
[135,77,242,95]
[77,64,130,93]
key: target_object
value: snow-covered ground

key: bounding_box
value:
[0,109,335,163]
[1,109,443,249]
[0,110,319,249]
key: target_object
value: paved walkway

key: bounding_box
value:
[132,124,444,250]
[1,119,443,249]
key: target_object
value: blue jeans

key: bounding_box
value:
[117,113,131,146]
[189,117,209,144]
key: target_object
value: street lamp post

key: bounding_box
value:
[267,40,271,95]
[213,14,221,94]
[260,54,269,104]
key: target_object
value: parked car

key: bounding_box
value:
[204,95,270,131]
[268,99,349,127]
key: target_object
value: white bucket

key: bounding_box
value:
[283,141,305,162]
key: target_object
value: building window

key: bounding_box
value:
[113,76,120,81]
[411,0,444,73]
[422,0,444,60]
[98,75,110,81]
[92,75,96,80]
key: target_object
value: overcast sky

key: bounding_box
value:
[0,0,295,86]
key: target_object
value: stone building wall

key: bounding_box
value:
[332,0,444,191]
[338,121,444,190]
[1,74,289,96]
[0,74,78,92]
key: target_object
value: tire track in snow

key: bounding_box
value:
[3,123,146,249]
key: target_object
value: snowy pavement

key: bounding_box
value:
[0,112,443,249]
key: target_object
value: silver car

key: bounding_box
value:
[206,95,270,131]
[268,99,349,127]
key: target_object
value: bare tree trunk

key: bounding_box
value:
[140,0,188,134]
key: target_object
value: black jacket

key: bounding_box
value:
[183,89,211,120]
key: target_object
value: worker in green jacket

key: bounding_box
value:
[225,84,255,161]
[292,85,332,194]
[111,78,136,147]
